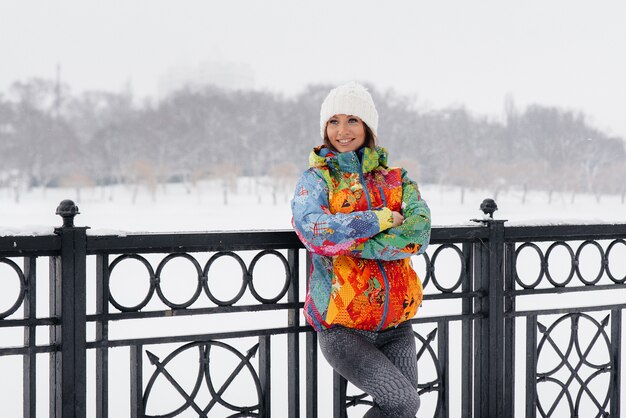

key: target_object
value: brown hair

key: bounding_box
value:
[322,122,377,152]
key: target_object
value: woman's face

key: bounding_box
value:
[325,114,366,153]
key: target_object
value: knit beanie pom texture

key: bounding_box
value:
[319,81,378,139]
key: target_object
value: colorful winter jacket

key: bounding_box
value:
[291,145,431,332]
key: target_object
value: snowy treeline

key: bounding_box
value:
[1,78,625,204]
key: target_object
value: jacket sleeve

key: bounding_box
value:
[351,169,431,261]
[291,168,395,256]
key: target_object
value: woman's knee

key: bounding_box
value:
[406,390,421,416]
[383,388,420,418]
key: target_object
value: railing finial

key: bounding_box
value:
[56,199,80,228]
[471,198,502,224]
[480,198,498,218]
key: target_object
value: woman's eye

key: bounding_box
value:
[328,120,339,125]
[348,118,359,124]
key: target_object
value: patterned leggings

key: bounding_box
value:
[318,322,420,418]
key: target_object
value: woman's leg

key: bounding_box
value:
[378,322,419,390]
[318,326,420,418]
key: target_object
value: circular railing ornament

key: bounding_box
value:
[574,240,605,286]
[248,250,291,304]
[416,253,432,290]
[0,257,26,319]
[544,242,576,287]
[202,252,248,306]
[514,242,545,289]
[108,254,156,312]
[605,239,626,283]
[429,244,465,293]
[154,253,203,309]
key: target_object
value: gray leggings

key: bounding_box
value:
[318,322,420,418]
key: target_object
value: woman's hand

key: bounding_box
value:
[391,211,405,227]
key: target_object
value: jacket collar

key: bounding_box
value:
[309,145,388,174]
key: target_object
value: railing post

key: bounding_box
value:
[305,253,318,418]
[50,200,88,418]
[287,249,300,418]
[461,242,473,418]
[472,199,507,418]
[332,371,347,418]
[130,345,144,418]
[610,308,621,417]
[437,320,450,418]
[23,256,37,418]
[504,242,516,417]
[259,335,272,417]
[526,315,538,418]
[95,254,109,418]
[306,331,318,418]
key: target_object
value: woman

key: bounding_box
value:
[291,81,431,417]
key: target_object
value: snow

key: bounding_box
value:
[0,225,55,236]
[2,179,624,233]
[85,228,128,236]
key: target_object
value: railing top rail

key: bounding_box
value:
[3,222,626,257]
[0,234,61,256]
[504,223,626,242]
[431,224,489,242]
[84,225,491,254]
[86,230,305,254]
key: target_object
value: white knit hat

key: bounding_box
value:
[319,81,378,138]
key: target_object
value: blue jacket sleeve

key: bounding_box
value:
[291,168,394,256]
[351,169,431,261]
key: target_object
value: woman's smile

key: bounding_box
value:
[326,114,366,152]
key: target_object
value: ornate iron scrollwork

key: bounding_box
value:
[536,313,612,417]
[143,341,264,417]
[515,239,626,289]
[108,250,291,311]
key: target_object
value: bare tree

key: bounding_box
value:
[269,162,298,205]
[2,78,625,206]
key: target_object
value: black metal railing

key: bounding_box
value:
[1,199,625,417]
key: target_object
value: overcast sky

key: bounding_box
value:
[2,0,626,138]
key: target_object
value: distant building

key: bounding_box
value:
[157,59,255,97]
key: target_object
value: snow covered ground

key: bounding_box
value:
[2,178,625,234]
[1,180,625,417]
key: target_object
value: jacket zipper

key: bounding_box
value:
[357,153,373,209]
[375,261,391,331]
[356,151,390,331]
[378,186,387,208]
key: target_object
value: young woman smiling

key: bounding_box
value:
[291,82,431,417]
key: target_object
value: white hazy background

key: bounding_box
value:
[2,1,626,417]
[2,0,626,138]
